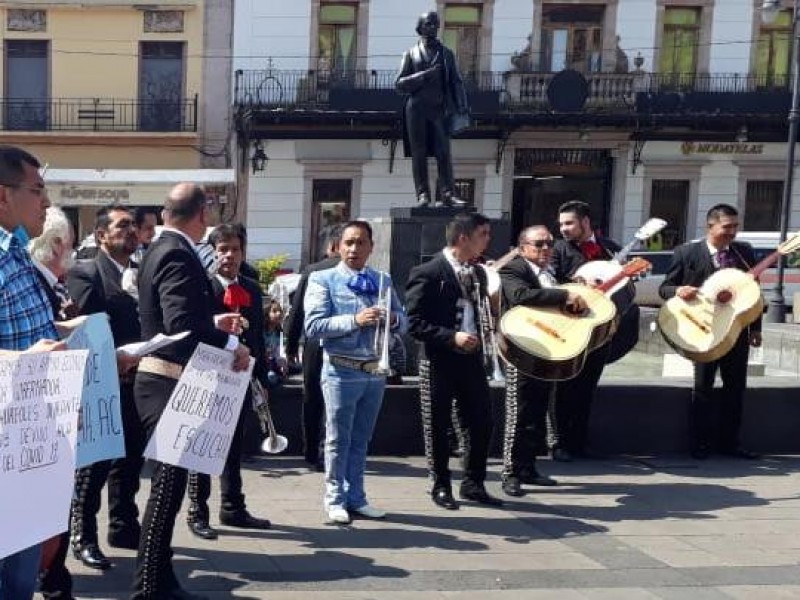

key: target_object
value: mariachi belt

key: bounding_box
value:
[328,354,380,374]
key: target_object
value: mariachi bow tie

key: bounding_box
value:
[716,249,737,269]
[347,271,378,297]
[579,240,604,261]
[223,282,252,310]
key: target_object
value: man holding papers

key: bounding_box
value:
[132,184,250,600]
[67,204,144,568]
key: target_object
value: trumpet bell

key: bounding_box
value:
[261,434,288,454]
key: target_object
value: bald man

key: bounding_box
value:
[132,183,250,600]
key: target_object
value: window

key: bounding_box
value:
[4,40,49,131]
[659,7,701,81]
[755,9,792,87]
[318,3,357,74]
[443,5,482,79]
[139,41,185,131]
[540,4,604,72]
[745,180,782,230]
[649,180,690,250]
[435,178,475,206]
[311,179,351,262]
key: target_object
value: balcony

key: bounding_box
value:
[0,96,198,132]
[234,69,790,136]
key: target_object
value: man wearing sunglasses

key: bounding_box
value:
[498,226,586,496]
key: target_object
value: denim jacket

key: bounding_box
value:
[304,262,408,360]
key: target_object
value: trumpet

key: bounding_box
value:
[251,379,288,454]
[474,281,505,383]
[372,271,392,376]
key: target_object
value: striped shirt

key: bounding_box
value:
[0,227,58,350]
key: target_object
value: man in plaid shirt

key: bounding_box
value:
[0,145,66,600]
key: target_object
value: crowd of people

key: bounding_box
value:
[0,142,764,599]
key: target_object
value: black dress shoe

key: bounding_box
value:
[720,447,760,460]
[219,510,272,529]
[431,488,459,510]
[441,192,467,207]
[519,469,558,487]
[187,520,218,540]
[107,527,140,550]
[417,192,431,207]
[459,485,504,507]
[501,476,524,497]
[73,543,112,570]
[552,448,573,462]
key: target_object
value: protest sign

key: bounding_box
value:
[144,343,254,476]
[0,349,88,558]
[66,313,126,467]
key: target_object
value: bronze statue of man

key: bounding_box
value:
[396,11,470,208]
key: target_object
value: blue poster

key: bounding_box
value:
[66,313,126,467]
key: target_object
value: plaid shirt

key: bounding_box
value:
[0,227,58,350]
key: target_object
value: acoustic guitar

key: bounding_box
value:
[657,233,800,363]
[498,258,651,381]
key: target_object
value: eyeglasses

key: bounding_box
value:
[525,240,554,249]
[0,182,47,197]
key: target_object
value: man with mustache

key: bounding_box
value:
[659,203,761,460]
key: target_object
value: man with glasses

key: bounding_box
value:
[0,145,65,600]
[498,226,586,496]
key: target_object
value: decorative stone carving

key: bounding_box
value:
[7,9,46,32]
[143,10,184,33]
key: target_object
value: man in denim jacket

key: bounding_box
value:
[304,220,407,524]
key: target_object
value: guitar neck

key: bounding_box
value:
[749,249,782,279]
[596,269,629,294]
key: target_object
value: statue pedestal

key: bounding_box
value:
[368,206,511,375]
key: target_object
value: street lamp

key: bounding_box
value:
[763,0,800,322]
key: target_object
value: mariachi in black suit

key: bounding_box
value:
[284,255,340,466]
[550,236,621,457]
[498,255,568,477]
[187,273,268,525]
[659,240,760,454]
[406,251,492,494]
[66,252,145,557]
[132,229,232,599]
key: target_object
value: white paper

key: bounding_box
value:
[143,343,254,476]
[0,350,89,558]
[117,331,190,358]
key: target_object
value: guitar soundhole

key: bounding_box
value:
[716,289,733,304]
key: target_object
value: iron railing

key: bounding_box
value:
[0,95,198,132]
[235,69,795,112]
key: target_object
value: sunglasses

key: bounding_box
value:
[526,240,554,249]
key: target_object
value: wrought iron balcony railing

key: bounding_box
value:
[235,68,794,114]
[0,96,198,132]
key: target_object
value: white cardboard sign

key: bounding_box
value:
[143,344,253,476]
[0,350,89,559]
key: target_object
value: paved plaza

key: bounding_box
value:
[62,454,800,599]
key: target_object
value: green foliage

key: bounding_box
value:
[253,254,289,291]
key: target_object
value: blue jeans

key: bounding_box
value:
[0,543,42,600]
[321,362,385,510]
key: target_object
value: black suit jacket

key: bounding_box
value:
[406,251,488,359]
[659,239,761,332]
[138,230,229,365]
[499,255,569,310]
[284,255,340,357]
[210,275,268,387]
[552,237,621,283]
[66,252,141,346]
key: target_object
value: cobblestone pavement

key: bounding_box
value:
[60,454,800,599]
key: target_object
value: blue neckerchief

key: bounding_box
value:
[347,271,378,297]
[13,225,30,245]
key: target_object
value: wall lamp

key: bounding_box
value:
[251,141,268,174]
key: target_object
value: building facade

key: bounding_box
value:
[0,0,234,240]
[233,0,800,268]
